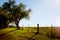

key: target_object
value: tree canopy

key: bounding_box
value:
[0,0,31,29]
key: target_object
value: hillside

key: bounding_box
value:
[0,27,60,40]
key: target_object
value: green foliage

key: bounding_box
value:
[2,0,31,23]
[0,0,31,28]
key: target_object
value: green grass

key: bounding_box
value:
[0,27,60,40]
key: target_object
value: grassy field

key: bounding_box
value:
[0,27,60,40]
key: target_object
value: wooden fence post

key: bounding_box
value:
[37,24,39,33]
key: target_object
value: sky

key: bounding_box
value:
[0,0,60,27]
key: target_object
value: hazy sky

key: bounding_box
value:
[0,0,60,26]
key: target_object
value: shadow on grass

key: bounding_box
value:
[18,33,36,40]
[0,34,15,40]
[0,29,17,37]
[0,29,17,40]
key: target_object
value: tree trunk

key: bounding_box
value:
[15,21,19,29]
